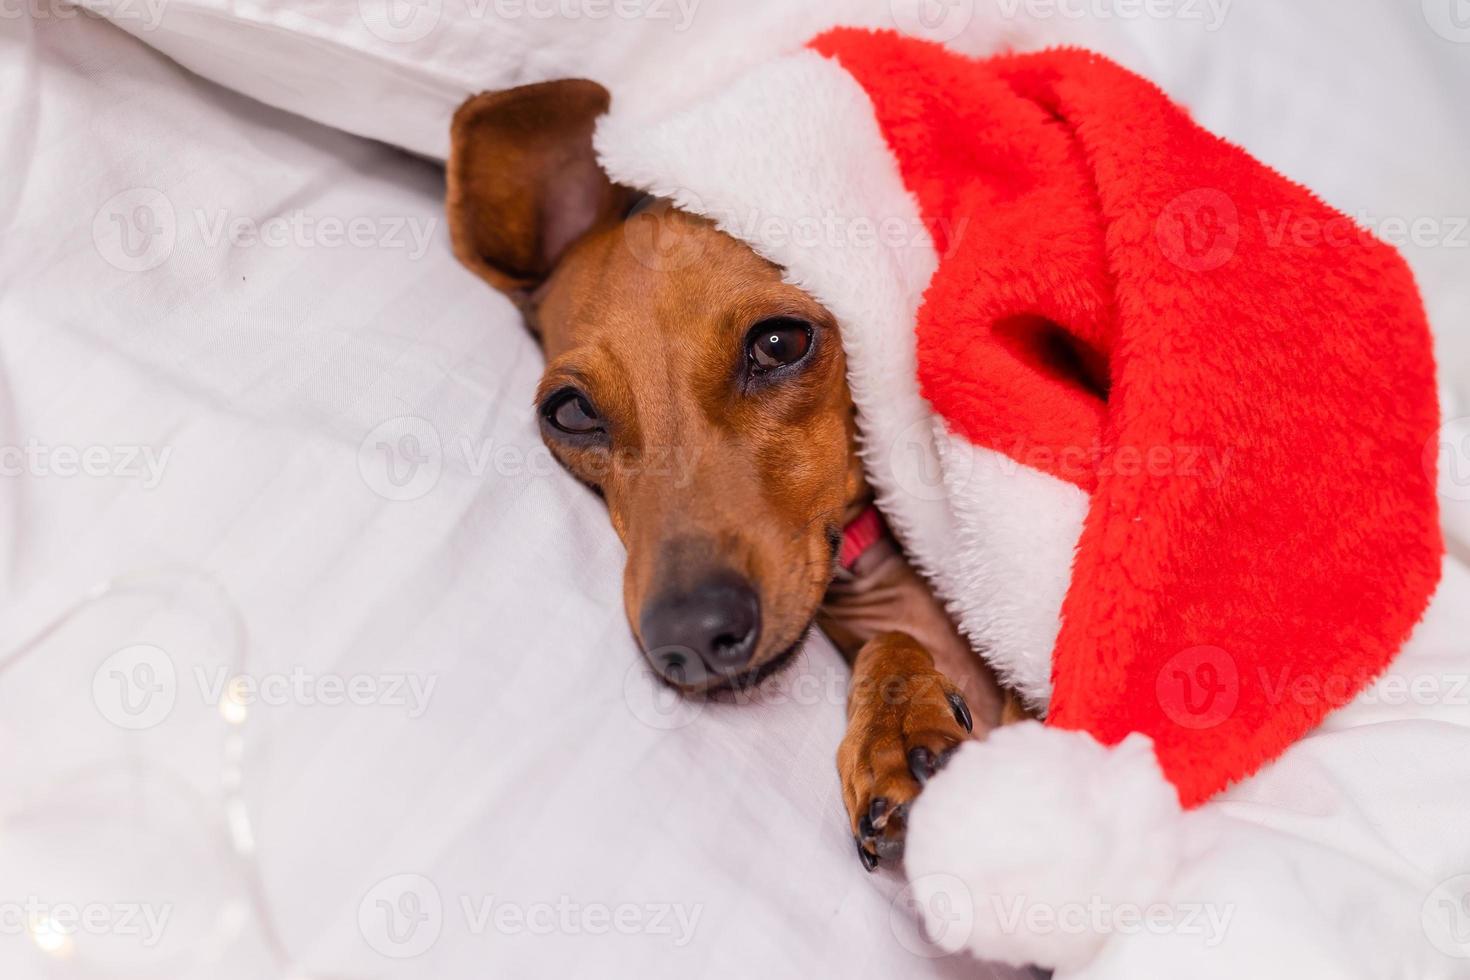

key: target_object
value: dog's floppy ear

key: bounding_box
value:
[447,79,631,298]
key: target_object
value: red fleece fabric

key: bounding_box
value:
[811,29,1443,806]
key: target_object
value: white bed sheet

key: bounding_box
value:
[0,13,1028,979]
[2,4,1467,979]
[74,0,1470,547]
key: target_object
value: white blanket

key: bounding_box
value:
[0,12,1030,979]
[2,3,1467,978]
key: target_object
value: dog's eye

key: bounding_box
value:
[543,390,603,435]
[747,318,813,372]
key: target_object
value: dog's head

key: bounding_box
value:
[448,80,866,692]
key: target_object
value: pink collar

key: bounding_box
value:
[838,505,883,571]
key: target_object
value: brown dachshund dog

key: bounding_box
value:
[447,79,1026,871]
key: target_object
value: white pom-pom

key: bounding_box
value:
[902,723,1183,971]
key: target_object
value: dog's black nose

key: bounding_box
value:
[640,574,761,680]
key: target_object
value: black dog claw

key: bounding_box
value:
[867,797,889,831]
[907,746,936,786]
[947,691,973,733]
[855,836,879,872]
[875,834,906,862]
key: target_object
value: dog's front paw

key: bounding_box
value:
[837,632,973,871]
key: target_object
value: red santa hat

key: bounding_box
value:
[595,27,1444,967]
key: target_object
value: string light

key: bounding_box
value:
[221,675,250,725]
[0,568,359,978]
[29,915,73,958]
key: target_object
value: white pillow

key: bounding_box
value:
[78,0,1469,378]
[75,0,1084,159]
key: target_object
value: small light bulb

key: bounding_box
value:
[29,915,72,957]
[220,676,249,724]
